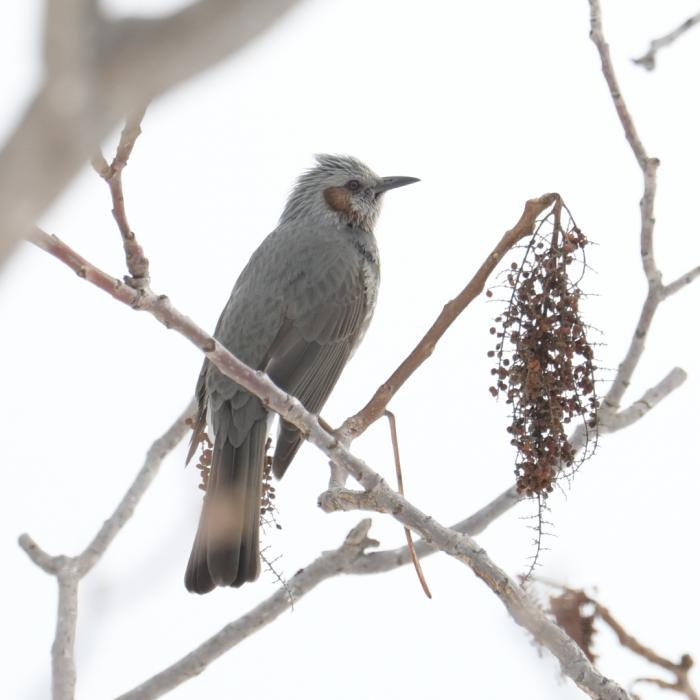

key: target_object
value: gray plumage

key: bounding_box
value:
[185,154,418,594]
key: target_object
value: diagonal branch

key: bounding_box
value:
[633,10,700,71]
[31,224,631,700]
[338,193,559,442]
[588,0,697,419]
[664,265,700,298]
[115,520,378,700]
[596,601,697,698]
[92,108,150,287]
[111,359,687,697]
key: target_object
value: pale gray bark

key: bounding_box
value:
[19,403,195,700]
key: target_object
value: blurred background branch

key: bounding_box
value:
[0,0,300,267]
[634,9,700,70]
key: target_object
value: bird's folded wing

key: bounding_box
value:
[265,287,367,477]
[198,232,371,466]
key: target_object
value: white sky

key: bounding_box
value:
[2,1,700,698]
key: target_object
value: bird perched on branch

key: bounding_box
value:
[185,154,419,594]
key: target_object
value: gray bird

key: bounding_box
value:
[185,154,419,594]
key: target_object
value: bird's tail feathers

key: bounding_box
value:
[185,419,266,593]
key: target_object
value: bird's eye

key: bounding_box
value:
[346,179,361,192]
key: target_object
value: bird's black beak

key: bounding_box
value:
[374,175,420,194]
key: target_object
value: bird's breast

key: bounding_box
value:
[352,237,380,347]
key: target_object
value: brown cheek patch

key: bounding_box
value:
[324,186,352,215]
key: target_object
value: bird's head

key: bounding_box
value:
[281,154,419,232]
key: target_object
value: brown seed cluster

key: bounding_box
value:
[186,417,213,492]
[488,206,598,497]
[261,438,276,518]
[261,438,282,530]
[187,427,281,530]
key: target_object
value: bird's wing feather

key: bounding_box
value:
[201,226,374,472]
[266,264,369,477]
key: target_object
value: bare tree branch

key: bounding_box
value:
[29,105,684,699]
[588,0,696,424]
[18,403,194,698]
[0,0,301,267]
[30,223,632,700]
[664,265,700,298]
[605,367,687,431]
[633,10,700,71]
[91,350,687,697]
[596,602,698,700]
[92,108,150,287]
[539,581,699,700]
[115,520,378,700]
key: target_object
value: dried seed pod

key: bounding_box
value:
[487,199,598,498]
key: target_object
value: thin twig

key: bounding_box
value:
[536,580,698,700]
[664,265,700,298]
[633,10,700,71]
[385,410,432,599]
[589,2,649,168]
[93,110,150,287]
[605,367,686,431]
[596,602,696,694]
[78,400,196,574]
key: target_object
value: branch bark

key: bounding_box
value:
[115,520,378,700]
[588,0,699,424]
[19,403,194,698]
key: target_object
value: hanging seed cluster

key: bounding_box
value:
[188,426,281,530]
[261,437,282,530]
[186,418,213,493]
[488,206,598,497]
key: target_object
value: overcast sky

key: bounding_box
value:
[2,2,700,699]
